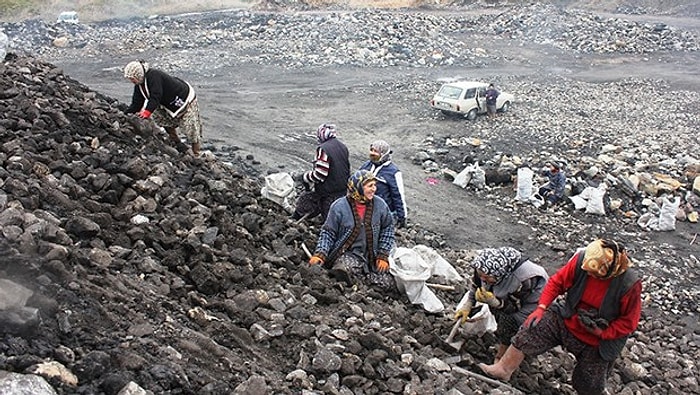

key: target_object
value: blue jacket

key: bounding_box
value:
[542,169,566,198]
[314,196,395,266]
[359,161,407,221]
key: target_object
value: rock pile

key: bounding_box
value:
[0,48,698,395]
[2,4,698,69]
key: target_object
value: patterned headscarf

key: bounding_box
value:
[581,239,631,279]
[316,123,337,143]
[471,247,522,281]
[124,61,149,83]
[347,170,376,203]
[369,140,392,165]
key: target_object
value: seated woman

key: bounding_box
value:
[308,170,396,291]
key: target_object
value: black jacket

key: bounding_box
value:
[126,69,190,115]
[316,138,350,197]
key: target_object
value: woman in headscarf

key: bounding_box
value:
[478,239,642,395]
[359,140,408,228]
[292,123,350,222]
[123,60,203,155]
[454,247,548,363]
[308,170,396,291]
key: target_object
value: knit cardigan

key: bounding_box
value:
[314,196,395,267]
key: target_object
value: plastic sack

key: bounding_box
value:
[0,30,8,60]
[455,292,497,336]
[453,166,473,189]
[453,162,485,189]
[637,212,659,230]
[260,172,296,213]
[568,185,606,215]
[657,196,680,231]
[390,246,463,313]
[585,184,606,215]
[469,162,486,189]
[515,167,534,201]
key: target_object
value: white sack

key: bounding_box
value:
[657,196,680,231]
[390,245,463,313]
[468,162,486,189]
[585,184,606,215]
[515,167,534,201]
[260,172,297,213]
[453,165,473,189]
[637,212,659,230]
[454,292,497,336]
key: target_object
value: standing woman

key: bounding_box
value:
[308,170,396,291]
[359,140,408,228]
[123,60,203,156]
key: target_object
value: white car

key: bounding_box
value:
[56,11,79,24]
[430,81,514,120]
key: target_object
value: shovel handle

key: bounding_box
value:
[446,318,462,342]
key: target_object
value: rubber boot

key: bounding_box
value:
[493,343,508,364]
[191,142,201,156]
[478,345,525,381]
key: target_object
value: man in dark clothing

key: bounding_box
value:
[123,60,203,155]
[292,123,351,221]
[485,83,500,119]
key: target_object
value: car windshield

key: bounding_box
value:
[437,85,463,100]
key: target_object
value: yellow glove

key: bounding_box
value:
[453,298,473,324]
[309,255,324,266]
[475,287,502,308]
[376,258,389,272]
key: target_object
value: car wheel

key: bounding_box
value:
[500,101,510,113]
[465,108,478,121]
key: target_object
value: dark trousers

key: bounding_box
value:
[512,310,613,395]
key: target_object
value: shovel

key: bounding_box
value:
[443,318,465,351]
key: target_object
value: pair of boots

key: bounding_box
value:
[478,345,525,381]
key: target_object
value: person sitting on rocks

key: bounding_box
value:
[454,247,548,363]
[537,160,566,208]
[308,170,396,291]
[478,239,642,395]
[292,123,350,222]
[359,139,408,228]
[123,60,203,156]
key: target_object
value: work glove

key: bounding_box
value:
[475,287,502,309]
[309,254,324,266]
[376,258,389,272]
[453,297,473,324]
[138,109,152,119]
[523,304,547,329]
